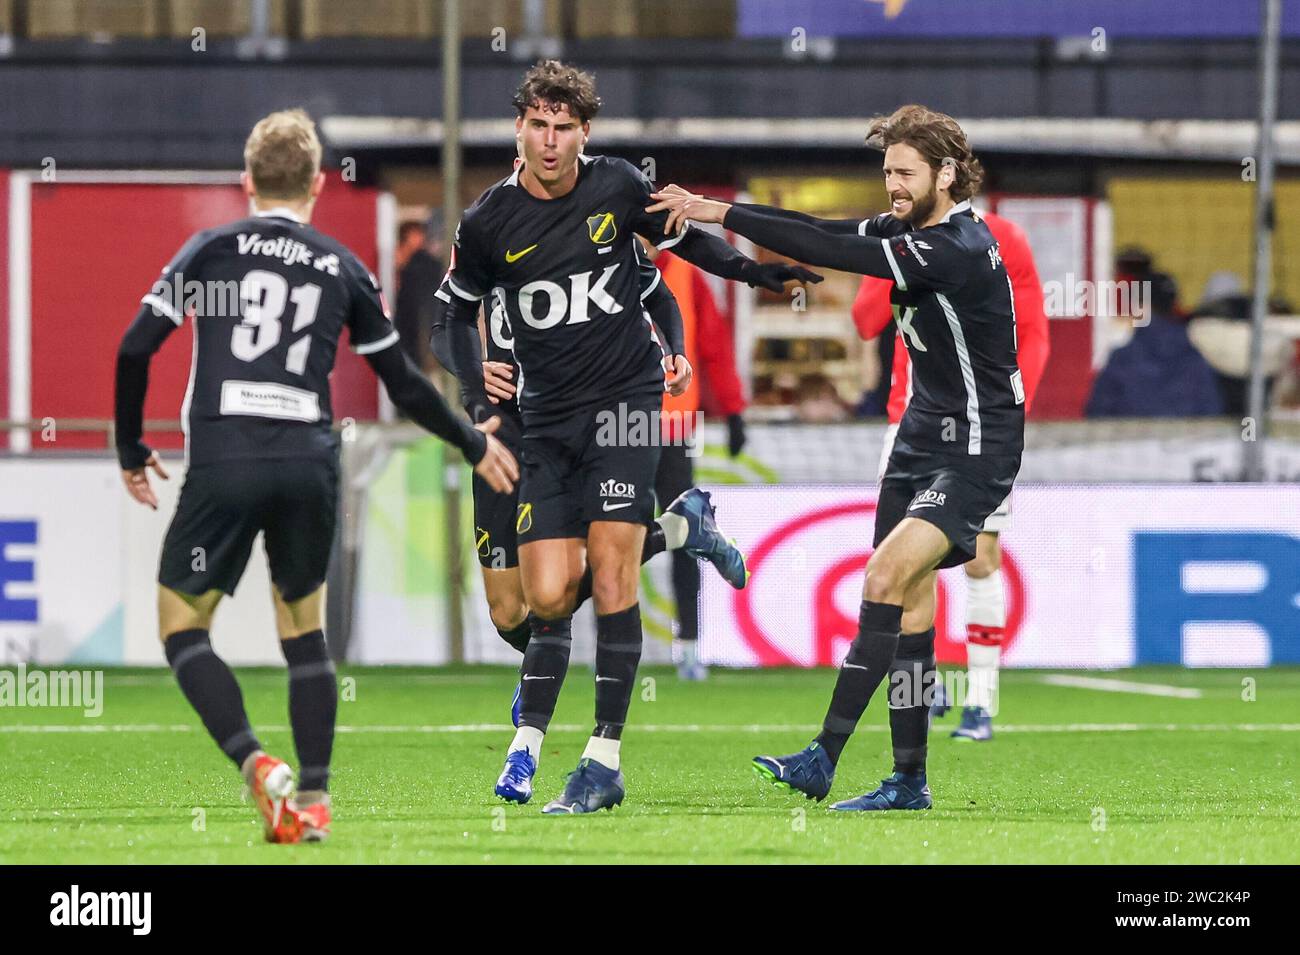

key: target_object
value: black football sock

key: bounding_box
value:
[496,618,531,655]
[671,550,700,642]
[518,614,572,732]
[164,629,260,767]
[888,627,936,778]
[814,601,903,765]
[593,604,643,740]
[643,523,668,560]
[573,525,668,610]
[281,630,337,793]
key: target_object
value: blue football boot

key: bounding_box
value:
[951,706,993,741]
[752,742,836,801]
[830,771,932,811]
[494,749,537,804]
[541,758,625,814]
[664,488,749,590]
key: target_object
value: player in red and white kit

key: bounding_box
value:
[853,209,1049,739]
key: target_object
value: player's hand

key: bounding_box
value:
[746,261,825,292]
[472,417,519,494]
[482,361,517,404]
[647,185,731,235]
[665,354,693,397]
[121,453,169,510]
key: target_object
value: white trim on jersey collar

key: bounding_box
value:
[939,199,972,224]
[508,154,592,187]
[255,207,304,223]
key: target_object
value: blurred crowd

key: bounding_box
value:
[1086,247,1300,419]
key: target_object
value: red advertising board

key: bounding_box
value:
[12,174,384,451]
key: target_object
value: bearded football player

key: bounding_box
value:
[650,105,1023,811]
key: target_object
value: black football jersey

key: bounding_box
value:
[142,210,399,466]
[441,154,685,425]
[865,201,1024,457]
[474,237,670,423]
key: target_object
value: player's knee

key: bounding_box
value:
[965,551,1000,579]
[901,605,935,634]
[157,585,217,639]
[488,595,528,632]
[526,583,574,620]
[864,558,906,605]
[272,584,325,638]
[590,568,636,615]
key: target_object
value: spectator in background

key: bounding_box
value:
[796,373,850,422]
[645,242,748,681]
[1185,271,1292,415]
[394,219,444,373]
[1086,273,1224,417]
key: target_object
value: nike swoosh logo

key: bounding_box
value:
[909,502,940,510]
[842,662,868,670]
[505,244,538,263]
[602,501,634,512]
[595,676,620,683]
[522,675,554,681]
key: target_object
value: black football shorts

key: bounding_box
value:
[159,456,338,602]
[515,393,662,545]
[873,437,1020,568]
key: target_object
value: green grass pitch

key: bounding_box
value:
[1,666,1296,864]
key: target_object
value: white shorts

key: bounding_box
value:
[877,422,1011,533]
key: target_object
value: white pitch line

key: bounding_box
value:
[3,723,1299,734]
[102,674,502,686]
[1040,674,1204,699]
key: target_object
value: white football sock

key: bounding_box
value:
[965,571,1006,713]
[657,512,689,551]
[966,569,1006,629]
[966,641,1001,712]
[508,726,544,761]
[582,735,621,771]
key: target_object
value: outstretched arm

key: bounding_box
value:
[365,341,487,463]
[670,227,824,291]
[728,200,880,237]
[349,246,516,492]
[650,188,897,278]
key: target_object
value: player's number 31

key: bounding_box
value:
[232,269,322,375]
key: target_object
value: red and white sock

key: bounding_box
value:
[965,572,1005,713]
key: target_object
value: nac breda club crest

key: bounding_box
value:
[587,212,617,244]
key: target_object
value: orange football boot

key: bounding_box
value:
[249,754,302,843]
